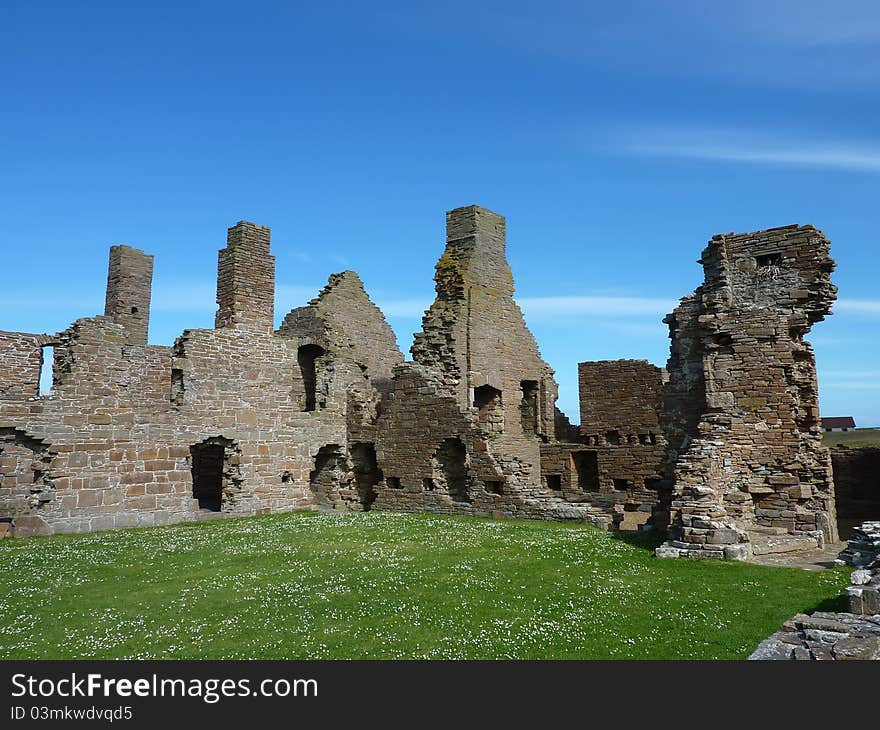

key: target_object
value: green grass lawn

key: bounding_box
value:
[0,511,850,660]
[823,428,880,448]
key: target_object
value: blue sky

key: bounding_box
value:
[2,1,879,424]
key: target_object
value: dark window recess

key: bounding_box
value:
[386,476,402,489]
[281,471,292,483]
[297,344,325,412]
[645,478,663,491]
[545,474,562,491]
[171,368,185,406]
[612,478,631,491]
[484,480,503,495]
[350,442,382,510]
[474,385,503,435]
[605,430,620,445]
[435,437,469,503]
[756,253,782,268]
[423,478,435,491]
[570,451,600,491]
[520,380,539,436]
[191,442,225,511]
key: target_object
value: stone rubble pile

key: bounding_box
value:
[749,612,880,660]
[836,521,880,567]
[836,521,880,616]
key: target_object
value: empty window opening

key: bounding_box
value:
[350,442,382,510]
[605,430,620,446]
[386,476,402,489]
[645,478,663,491]
[474,385,503,435]
[831,448,880,539]
[638,433,650,446]
[281,471,292,483]
[423,478,435,491]
[130,306,139,315]
[39,346,54,396]
[309,444,348,510]
[520,380,539,436]
[298,344,325,412]
[570,451,600,491]
[191,442,226,511]
[484,479,503,495]
[756,253,782,268]
[433,437,470,503]
[612,478,631,491]
[171,368,185,406]
[545,474,562,491]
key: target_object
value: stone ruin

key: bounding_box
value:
[655,225,839,560]
[0,207,865,564]
[748,521,880,660]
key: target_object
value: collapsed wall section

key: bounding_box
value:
[0,221,382,536]
[372,206,606,526]
[0,332,50,399]
[551,359,669,530]
[657,225,838,560]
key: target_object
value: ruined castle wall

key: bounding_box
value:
[0,331,47,400]
[578,360,664,435]
[830,447,880,538]
[407,206,557,491]
[368,206,607,526]
[280,271,403,388]
[658,225,838,560]
[566,360,668,529]
[372,364,607,525]
[1,222,391,536]
[104,245,153,346]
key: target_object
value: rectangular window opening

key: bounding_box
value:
[39,346,54,396]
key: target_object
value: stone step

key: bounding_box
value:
[750,533,820,556]
[747,525,790,536]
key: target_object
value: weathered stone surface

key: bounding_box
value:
[657,226,838,559]
[750,611,880,660]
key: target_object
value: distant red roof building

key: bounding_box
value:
[822,416,856,431]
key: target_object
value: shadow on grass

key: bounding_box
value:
[806,593,849,613]
[609,529,665,552]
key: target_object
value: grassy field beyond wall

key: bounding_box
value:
[0,512,850,660]
[823,428,880,447]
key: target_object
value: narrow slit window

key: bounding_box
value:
[39,346,54,396]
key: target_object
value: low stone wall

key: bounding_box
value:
[837,521,880,615]
[749,612,880,660]
[830,447,880,537]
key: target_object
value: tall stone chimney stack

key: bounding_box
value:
[104,245,154,346]
[215,221,275,333]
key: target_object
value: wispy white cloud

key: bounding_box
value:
[615,125,880,174]
[821,381,880,390]
[376,294,676,321]
[821,370,880,379]
[391,1,880,88]
[835,299,880,315]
